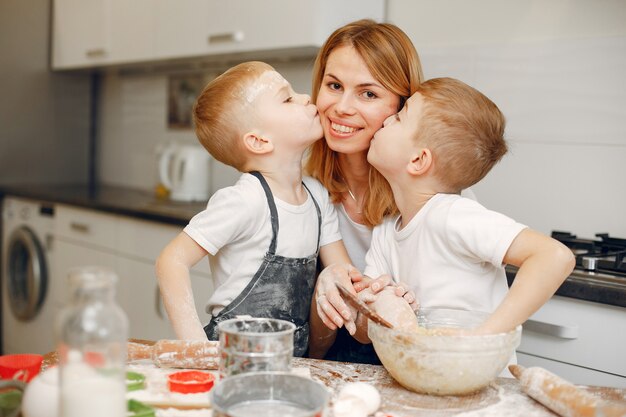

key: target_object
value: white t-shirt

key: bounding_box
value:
[337,188,478,274]
[363,193,527,313]
[184,173,342,316]
[336,203,371,273]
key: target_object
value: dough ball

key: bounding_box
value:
[337,382,381,415]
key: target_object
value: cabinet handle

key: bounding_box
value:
[70,222,90,233]
[523,319,579,339]
[155,286,164,320]
[85,48,106,58]
[207,31,244,44]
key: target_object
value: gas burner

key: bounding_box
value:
[551,231,626,277]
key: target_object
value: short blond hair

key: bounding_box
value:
[305,19,424,227]
[193,61,275,171]
[414,78,507,192]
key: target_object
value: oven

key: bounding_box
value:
[1,197,59,354]
[508,231,626,389]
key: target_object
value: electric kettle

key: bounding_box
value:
[159,144,211,202]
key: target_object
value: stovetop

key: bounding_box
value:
[552,231,626,278]
[505,231,626,309]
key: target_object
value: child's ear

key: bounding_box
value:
[242,132,274,154]
[406,148,432,176]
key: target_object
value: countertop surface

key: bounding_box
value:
[2,182,626,308]
[42,345,626,417]
[0,183,205,226]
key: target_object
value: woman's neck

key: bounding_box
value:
[337,152,369,222]
[337,152,369,191]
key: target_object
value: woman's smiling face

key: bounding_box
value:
[315,45,401,156]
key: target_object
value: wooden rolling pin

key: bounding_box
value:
[127,339,219,369]
[509,365,626,417]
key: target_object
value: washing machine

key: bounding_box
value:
[2,196,59,354]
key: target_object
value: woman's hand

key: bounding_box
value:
[366,274,419,311]
[314,263,363,335]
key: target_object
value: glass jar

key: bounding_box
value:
[55,267,128,417]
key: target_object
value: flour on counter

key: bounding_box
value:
[453,386,552,417]
[156,409,212,417]
[126,363,213,408]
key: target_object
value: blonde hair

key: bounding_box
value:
[193,61,275,171]
[305,19,424,227]
[415,78,507,192]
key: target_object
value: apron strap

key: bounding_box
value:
[249,171,279,255]
[302,181,322,253]
[250,171,323,255]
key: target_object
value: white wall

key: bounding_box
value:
[392,0,626,237]
[0,0,91,185]
[97,60,314,194]
[97,0,626,237]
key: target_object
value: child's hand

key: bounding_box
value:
[367,275,420,312]
[314,263,362,335]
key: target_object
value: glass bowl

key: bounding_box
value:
[368,308,521,395]
[211,372,329,417]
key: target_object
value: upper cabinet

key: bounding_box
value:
[52,0,154,69]
[51,0,386,70]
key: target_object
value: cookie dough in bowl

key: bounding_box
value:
[369,308,521,396]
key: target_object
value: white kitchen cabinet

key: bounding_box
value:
[518,295,626,388]
[51,0,109,69]
[52,0,385,70]
[52,0,155,70]
[154,0,385,61]
[53,204,213,340]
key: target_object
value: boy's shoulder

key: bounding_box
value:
[210,173,266,206]
[302,176,330,200]
[302,175,324,190]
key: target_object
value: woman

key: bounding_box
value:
[307,19,424,363]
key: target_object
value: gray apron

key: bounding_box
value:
[204,171,322,356]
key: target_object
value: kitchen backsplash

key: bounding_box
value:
[97,8,626,237]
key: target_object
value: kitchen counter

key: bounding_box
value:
[2,182,626,308]
[0,183,205,226]
[41,343,626,417]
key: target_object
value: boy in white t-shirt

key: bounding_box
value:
[156,61,358,356]
[357,77,575,339]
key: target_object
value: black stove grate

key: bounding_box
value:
[551,231,626,276]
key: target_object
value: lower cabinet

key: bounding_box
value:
[54,204,213,341]
[517,295,626,388]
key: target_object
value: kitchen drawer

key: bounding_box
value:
[518,296,626,377]
[117,216,179,262]
[117,215,210,277]
[55,204,118,249]
[517,352,626,389]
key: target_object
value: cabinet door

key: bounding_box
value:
[153,0,210,59]
[52,0,111,69]
[52,0,154,69]
[518,296,626,378]
[154,0,385,61]
[115,256,213,340]
[202,0,317,55]
[53,239,120,309]
[107,0,155,65]
[116,216,213,339]
[116,256,176,340]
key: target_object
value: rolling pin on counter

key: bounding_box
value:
[510,365,626,417]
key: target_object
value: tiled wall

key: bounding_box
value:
[97,60,314,195]
[98,1,626,237]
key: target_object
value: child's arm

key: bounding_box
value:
[477,228,575,334]
[309,241,360,358]
[155,232,209,340]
